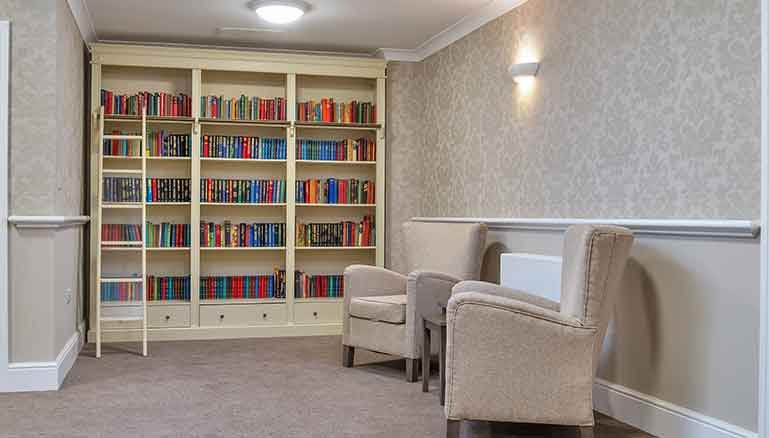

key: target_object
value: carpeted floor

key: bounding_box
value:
[0,336,653,438]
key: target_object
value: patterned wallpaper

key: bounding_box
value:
[386,0,760,256]
[56,0,85,217]
[0,0,58,215]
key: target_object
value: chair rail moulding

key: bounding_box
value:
[411,217,760,239]
[8,216,91,229]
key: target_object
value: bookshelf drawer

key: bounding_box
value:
[200,304,287,326]
[294,302,343,324]
[149,305,190,328]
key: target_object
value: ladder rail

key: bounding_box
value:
[96,106,104,358]
[141,107,148,356]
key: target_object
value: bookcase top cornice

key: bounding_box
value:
[90,43,387,78]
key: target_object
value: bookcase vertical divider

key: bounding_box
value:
[286,73,297,323]
[191,68,202,327]
[376,77,386,267]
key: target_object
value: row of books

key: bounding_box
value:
[200,96,286,121]
[202,135,286,160]
[200,271,287,300]
[295,216,375,247]
[294,272,344,298]
[101,282,141,302]
[101,89,192,117]
[200,178,286,204]
[147,178,191,203]
[147,275,191,301]
[103,131,141,157]
[296,178,374,204]
[200,221,285,248]
[103,177,142,203]
[147,131,191,158]
[296,99,376,124]
[146,222,190,248]
[102,224,141,242]
[296,138,375,162]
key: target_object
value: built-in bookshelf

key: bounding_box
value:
[90,43,385,345]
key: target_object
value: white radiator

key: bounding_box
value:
[499,253,562,302]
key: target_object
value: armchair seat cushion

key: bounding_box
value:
[350,294,407,324]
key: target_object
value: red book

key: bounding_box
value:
[243,137,250,159]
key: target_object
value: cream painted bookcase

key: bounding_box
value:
[88,43,386,345]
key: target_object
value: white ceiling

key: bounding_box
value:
[79,0,525,59]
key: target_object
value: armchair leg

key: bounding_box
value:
[405,358,419,382]
[342,345,355,368]
[446,419,460,438]
[578,426,594,438]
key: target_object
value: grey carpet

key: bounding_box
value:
[0,336,653,438]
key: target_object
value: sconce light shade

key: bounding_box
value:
[509,62,540,83]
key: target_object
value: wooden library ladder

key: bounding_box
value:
[95,106,148,358]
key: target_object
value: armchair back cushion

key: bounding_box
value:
[402,222,488,279]
[559,225,634,370]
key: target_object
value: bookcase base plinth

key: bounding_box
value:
[87,322,342,343]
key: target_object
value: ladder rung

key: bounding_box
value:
[104,135,143,140]
[100,316,144,322]
[102,169,143,175]
[100,277,143,283]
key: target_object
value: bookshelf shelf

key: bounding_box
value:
[295,246,376,251]
[296,203,375,208]
[103,169,143,175]
[100,277,143,283]
[148,300,191,306]
[102,203,143,209]
[147,247,191,251]
[102,301,143,307]
[200,246,285,251]
[199,118,288,128]
[90,43,385,344]
[147,156,191,161]
[200,298,286,305]
[200,157,286,163]
[102,241,142,246]
[200,202,286,207]
[106,114,194,124]
[104,156,142,160]
[296,160,375,166]
[294,298,344,303]
[295,121,380,130]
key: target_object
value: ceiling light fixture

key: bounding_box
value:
[249,0,310,24]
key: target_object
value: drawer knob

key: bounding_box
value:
[219,314,225,320]
[164,315,170,321]
[262,313,268,318]
[313,311,318,317]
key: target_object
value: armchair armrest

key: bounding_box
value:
[452,280,560,312]
[344,265,407,299]
[445,292,596,426]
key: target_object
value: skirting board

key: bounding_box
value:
[593,378,757,438]
[1,330,83,392]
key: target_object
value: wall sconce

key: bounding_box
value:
[509,62,540,83]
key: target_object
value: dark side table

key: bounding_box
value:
[422,311,448,405]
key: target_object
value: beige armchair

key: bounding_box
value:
[444,225,634,438]
[342,221,487,381]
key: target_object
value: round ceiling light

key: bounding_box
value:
[250,1,309,24]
